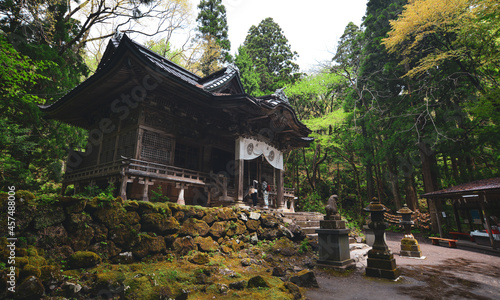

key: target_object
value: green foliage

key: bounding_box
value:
[150,186,169,202]
[242,17,301,95]
[234,45,261,96]
[300,192,326,214]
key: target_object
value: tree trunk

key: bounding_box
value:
[419,141,442,233]
[404,176,418,211]
[387,157,402,210]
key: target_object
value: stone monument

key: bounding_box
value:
[315,195,355,270]
[364,197,400,279]
[397,205,423,258]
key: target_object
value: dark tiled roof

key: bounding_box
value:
[422,177,500,198]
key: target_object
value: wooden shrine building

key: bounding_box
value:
[40,34,312,209]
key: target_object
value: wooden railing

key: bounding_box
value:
[123,157,209,185]
[64,157,210,186]
[64,160,122,182]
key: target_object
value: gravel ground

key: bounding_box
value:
[306,232,500,300]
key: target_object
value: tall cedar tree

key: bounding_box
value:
[243,17,300,95]
[196,0,231,75]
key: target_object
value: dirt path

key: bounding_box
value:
[306,232,500,300]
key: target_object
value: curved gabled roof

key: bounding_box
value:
[39,34,312,149]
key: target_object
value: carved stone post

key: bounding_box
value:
[364,197,400,279]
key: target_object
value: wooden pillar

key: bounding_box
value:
[140,178,153,201]
[452,200,462,233]
[480,194,496,249]
[277,169,284,210]
[119,175,129,200]
[235,159,245,207]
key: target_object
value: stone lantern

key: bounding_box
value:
[396,204,422,257]
[364,197,400,279]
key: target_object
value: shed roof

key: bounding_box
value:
[421,177,500,199]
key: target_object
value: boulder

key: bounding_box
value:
[132,235,166,259]
[217,208,237,220]
[209,221,229,238]
[246,219,261,231]
[172,236,197,256]
[89,241,121,259]
[202,210,218,224]
[271,237,298,256]
[141,213,180,234]
[179,218,210,237]
[261,214,278,227]
[67,251,101,269]
[33,205,66,230]
[249,212,261,220]
[108,223,141,249]
[289,270,319,288]
[194,236,219,252]
[247,275,269,288]
[14,276,44,300]
[189,252,210,265]
[36,225,68,248]
[229,280,247,290]
[226,220,247,236]
[283,282,302,300]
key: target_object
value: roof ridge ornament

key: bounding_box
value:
[272,87,290,104]
[225,63,240,75]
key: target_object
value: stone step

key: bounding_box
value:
[301,227,319,235]
[295,220,320,228]
[282,212,325,222]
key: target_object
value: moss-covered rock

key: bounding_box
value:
[20,264,41,281]
[226,220,247,236]
[70,227,95,251]
[91,223,109,242]
[209,221,229,238]
[216,207,237,220]
[33,205,66,230]
[67,251,101,269]
[185,206,205,219]
[137,200,156,215]
[247,275,269,288]
[141,213,180,234]
[123,200,140,211]
[289,269,319,288]
[63,198,87,214]
[36,225,68,248]
[39,265,63,287]
[93,202,126,228]
[15,257,29,269]
[193,236,219,252]
[14,276,44,300]
[173,210,185,222]
[88,241,121,259]
[27,255,46,267]
[172,236,197,256]
[272,237,298,256]
[202,210,218,224]
[261,214,279,227]
[178,218,210,237]
[246,219,261,231]
[108,223,141,249]
[283,281,302,300]
[124,211,141,225]
[189,252,210,265]
[132,234,166,259]
[64,212,93,233]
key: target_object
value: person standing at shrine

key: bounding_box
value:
[261,178,269,209]
[250,180,258,208]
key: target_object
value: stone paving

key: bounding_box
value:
[306,232,500,300]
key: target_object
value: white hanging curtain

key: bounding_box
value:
[235,137,283,170]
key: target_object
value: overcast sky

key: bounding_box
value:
[193,0,368,73]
